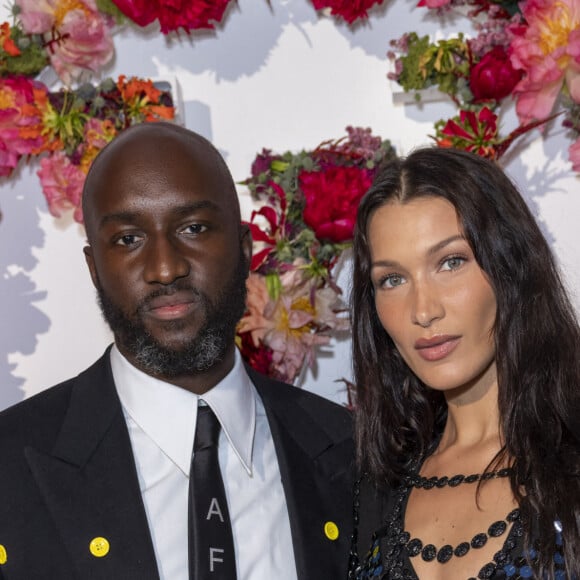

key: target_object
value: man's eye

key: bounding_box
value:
[115,234,141,246]
[180,224,207,235]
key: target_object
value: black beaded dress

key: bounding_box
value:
[348,475,567,580]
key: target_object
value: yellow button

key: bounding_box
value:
[0,544,6,565]
[324,521,339,541]
[89,537,110,558]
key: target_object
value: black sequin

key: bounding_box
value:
[449,475,465,486]
[478,562,497,578]
[437,545,453,563]
[489,520,507,537]
[407,538,423,556]
[471,533,488,549]
[454,542,470,557]
[421,544,437,561]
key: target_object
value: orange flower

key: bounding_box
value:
[117,75,175,122]
[0,22,20,57]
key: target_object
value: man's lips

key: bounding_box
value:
[414,335,461,362]
[143,291,198,321]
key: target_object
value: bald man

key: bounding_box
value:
[0,124,353,580]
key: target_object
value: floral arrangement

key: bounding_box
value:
[0,0,387,92]
[0,74,174,221]
[236,127,396,384]
[111,0,387,31]
[388,0,580,170]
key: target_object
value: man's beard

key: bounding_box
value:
[95,255,248,378]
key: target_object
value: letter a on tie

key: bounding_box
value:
[188,405,237,579]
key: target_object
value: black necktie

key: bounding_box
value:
[188,405,237,580]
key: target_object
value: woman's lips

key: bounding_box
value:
[414,335,461,362]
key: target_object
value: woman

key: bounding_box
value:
[348,147,580,579]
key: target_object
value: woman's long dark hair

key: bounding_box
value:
[351,147,580,576]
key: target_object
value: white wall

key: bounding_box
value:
[1,0,579,410]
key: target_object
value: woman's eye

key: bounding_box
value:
[382,274,406,289]
[440,256,465,271]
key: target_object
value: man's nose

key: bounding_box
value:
[143,237,190,285]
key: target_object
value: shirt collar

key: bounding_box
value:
[110,345,256,476]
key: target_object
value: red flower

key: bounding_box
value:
[236,332,273,377]
[299,166,374,242]
[111,0,233,33]
[310,0,385,24]
[469,46,523,102]
[246,182,288,271]
[437,107,500,158]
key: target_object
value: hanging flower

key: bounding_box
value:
[15,0,115,85]
[37,150,86,222]
[299,165,374,243]
[110,0,233,33]
[435,107,500,158]
[310,0,386,23]
[470,46,523,102]
[0,76,47,176]
[246,182,290,271]
[509,0,580,125]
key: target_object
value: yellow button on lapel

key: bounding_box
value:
[89,537,110,558]
[0,544,6,565]
[324,521,339,541]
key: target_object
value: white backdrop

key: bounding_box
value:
[1,0,579,410]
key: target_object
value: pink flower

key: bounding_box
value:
[0,76,46,176]
[570,137,580,171]
[238,265,346,383]
[509,0,580,124]
[37,151,86,222]
[16,0,114,85]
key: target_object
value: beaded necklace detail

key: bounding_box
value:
[405,467,513,489]
[349,475,525,580]
[405,508,521,564]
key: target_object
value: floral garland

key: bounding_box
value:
[0,74,174,221]
[388,0,580,170]
[236,127,396,383]
[0,0,386,91]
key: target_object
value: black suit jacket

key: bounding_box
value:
[0,349,353,579]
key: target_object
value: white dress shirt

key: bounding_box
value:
[111,345,298,580]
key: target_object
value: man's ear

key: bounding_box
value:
[83,245,99,288]
[240,224,253,275]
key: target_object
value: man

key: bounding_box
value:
[0,123,353,579]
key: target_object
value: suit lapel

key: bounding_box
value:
[24,352,160,580]
[250,369,354,579]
